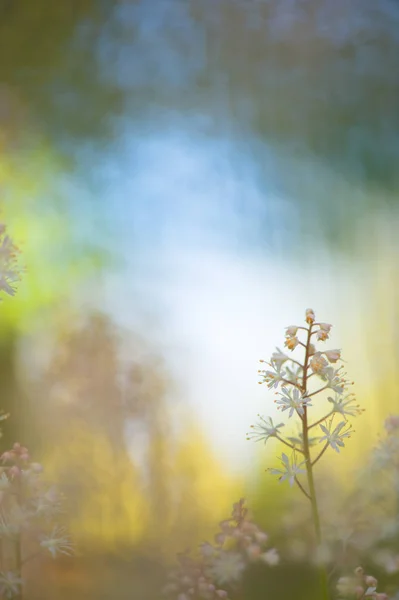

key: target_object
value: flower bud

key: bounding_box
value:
[365,576,378,587]
[324,349,341,363]
[310,353,328,373]
[316,330,329,341]
[285,336,299,350]
[285,326,298,336]
[305,309,315,324]
[384,415,399,434]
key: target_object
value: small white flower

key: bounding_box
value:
[0,571,23,599]
[275,388,311,418]
[260,364,286,390]
[270,348,289,368]
[261,548,279,566]
[336,575,357,596]
[284,336,299,351]
[305,309,315,324]
[40,526,74,558]
[384,415,399,434]
[327,394,363,418]
[319,421,352,453]
[324,349,341,363]
[247,416,285,444]
[208,552,245,585]
[0,473,10,492]
[321,366,346,394]
[285,326,298,337]
[310,352,328,374]
[270,453,307,487]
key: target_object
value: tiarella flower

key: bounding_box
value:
[327,394,364,418]
[284,336,299,351]
[305,308,315,324]
[284,364,302,386]
[247,416,285,444]
[285,326,298,337]
[34,486,64,517]
[309,352,328,374]
[316,324,332,341]
[324,349,341,363]
[320,366,347,394]
[208,551,246,585]
[319,421,352,453]
[0,228,23,298]
[336,575,357,596]
[0,511,22,539]
[0,472,10,492]
[39,526,74,558]
[259,364,286,390]
[384,414,399,434]
[260,548,279,566]
[275,388,311,418]
[270,453,307,487]
[200,542,217,558]
[287,431,320,450]
[0,571,23,599]
[316,329,329,341]
[269,348,290,369]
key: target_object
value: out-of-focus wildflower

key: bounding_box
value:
[260,548,279,566]
[270,453,306,487]
[39,525,74,558]
[164,500,277,600]
[209,552,245,585]
[337,568,388,599]
[384,414,399,434]
[0,571,23,599]
[0,225,23,298]
[247,415,284,444]
[319,421,352,453]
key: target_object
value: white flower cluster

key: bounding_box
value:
[0,441,73,593]
[163,499,279,600]
[0,223,23,298]
[337,566,388,599]
[250,308,363,491]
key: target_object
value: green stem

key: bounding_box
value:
[301,323,330,600]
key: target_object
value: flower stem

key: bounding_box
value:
[301,323,330,600]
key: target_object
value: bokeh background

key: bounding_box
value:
[1,0,399,598]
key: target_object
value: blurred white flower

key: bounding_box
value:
[0,571,23,599]
[40,526,74,558]
[270,348,289,368]
[270,453,306,487]
[209,552,245,585]
[260,548,279,566]
[247,416,284,444]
